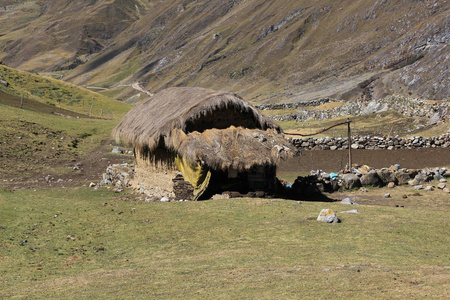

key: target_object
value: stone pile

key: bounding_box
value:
[291,133,450,150]
[290,165,449,193]
[100,163,134,188]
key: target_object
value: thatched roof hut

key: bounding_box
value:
[113,87,294,200]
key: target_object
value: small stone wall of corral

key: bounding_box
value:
[291,133,450,151]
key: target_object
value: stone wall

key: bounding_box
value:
[255,98,331,110]
[290,166,449,194]
[291,133,450,150]
[265,95,448,123]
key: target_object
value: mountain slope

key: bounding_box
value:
[0,65,131,118]
[0,0,448,102]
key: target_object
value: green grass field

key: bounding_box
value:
[0,65,131,119]
[1,187,448,299]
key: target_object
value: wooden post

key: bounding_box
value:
[347,118,352,170]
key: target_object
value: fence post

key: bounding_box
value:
[347,118,352,170]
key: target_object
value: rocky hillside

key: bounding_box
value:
[0,0,448,102]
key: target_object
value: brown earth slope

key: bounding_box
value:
[0,0,448,102]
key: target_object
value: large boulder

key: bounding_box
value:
[360,171,382,186]
[396,169,413,185]
[342,174,361,189]
[317,209,340,223]
[377,168,397,184]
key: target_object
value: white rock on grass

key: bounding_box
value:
[317,209,340,223]
[437,183,446,189]
[340,209,359,214]
[424,185,435,191]
[111,146,123,154]
[341,198,359,205]
[160,197,169,202]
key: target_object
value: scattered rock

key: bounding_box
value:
[317,209,340,223]
[443,188,450,193]
[44,175,54,183]
[387,182,396,188]
[408,178,421,186]
[89,182,96,188]
[341,198,359,205]
[160,197,169,202]
[340,209,359,214]
[414,185,423,190]
[211,194,230,200]
[102,163,134,188]
[424,185,434,191]
[342,174,361,189]
[384,193,391,198]
[437,183,446,189]
[111,146,124,154]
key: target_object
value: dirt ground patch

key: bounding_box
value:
[279,148,450,176]
[1,139,133,189]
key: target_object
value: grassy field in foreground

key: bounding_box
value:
[1,188,448,299]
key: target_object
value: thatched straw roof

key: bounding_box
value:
[113,87,293,170]
[177,126,294,171]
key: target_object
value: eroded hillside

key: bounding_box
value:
[0,0,448,102]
